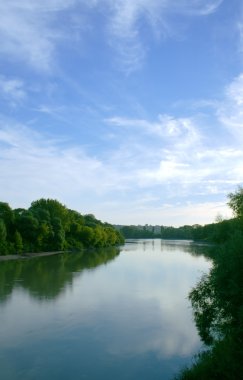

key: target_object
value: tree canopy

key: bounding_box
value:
[227,186,243,218]
[0,199,124,255]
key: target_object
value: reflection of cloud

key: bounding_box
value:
[0,241,210,365]
[64,242,211,359]
[101,296,200,359]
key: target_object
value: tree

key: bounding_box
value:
[14,231,23,254]
[0,202,14,235]
[84,213,100,227]
[30,199,69,228]
[0,198,124,254]
[37,222,53,251]
[0,219,8,254]
[51,217,65,250]
[79,226,95,247]
[227,186,243,218]
[16,213,39,251]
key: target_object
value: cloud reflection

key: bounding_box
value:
[0,240,211,375]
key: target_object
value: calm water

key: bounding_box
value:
[0,240,211,380]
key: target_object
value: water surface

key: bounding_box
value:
[0,240,211,380]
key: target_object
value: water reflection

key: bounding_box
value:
[125,239,211,256]
[0,247,120,303]
[0,240,211,380]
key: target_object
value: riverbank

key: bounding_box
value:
[0,251,69,261]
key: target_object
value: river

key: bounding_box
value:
[0,239,211,380]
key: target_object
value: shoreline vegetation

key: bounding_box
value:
[0,198,124,257]
[174,187,243,380]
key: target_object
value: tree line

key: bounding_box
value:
[0,198,124,255]
[175,187,243,379]
[118,220,240,242]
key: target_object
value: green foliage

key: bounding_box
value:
[0,199,124,255]
[0,219,8,255]
[0,202,15,246]
[0,218,7,241]
[175,336,242,380]
[119,224,194,239]
[14,231,23,254]
[176,191,243,380]
[228,186,243,218]
[191,218,242,244]
[0,202,14,228]
[79,226,95,247]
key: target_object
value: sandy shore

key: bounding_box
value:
[0,251,69,262]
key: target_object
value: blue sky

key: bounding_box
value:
[0,0,243,226]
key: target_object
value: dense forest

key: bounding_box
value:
[0,199,124,255]
[175,187,243,380]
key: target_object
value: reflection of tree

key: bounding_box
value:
[160,240,211,257]
[176,232,243,379]
[0,247,120,303]
[185,243,212,258]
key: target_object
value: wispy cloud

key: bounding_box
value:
[102,69,243,220]
[0,119,108,209]
[106,114,200,144]
[0,76,26,104]
[0,0,223,73]
[105,79,243,199]
[102,0,223,72]
[174,0,223,16]
[138,148,243,190]
[217,73,243,141]
[0,117,151,212]
[1,88,242,224]
[0,0,76,71]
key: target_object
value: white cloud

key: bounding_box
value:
[0,0,223,72]
[2,68,243,225]
[136,146,243,197]
[217,73,243,140]
[0,0,77,71]
[105,103,243,202]
[0,76,26,104]
[0,118,153,213]
[106,114,200,145]
[175,0,223,16]
[0,120,109,209]
[102,0,223,72]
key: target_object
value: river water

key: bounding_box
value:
[0,239,211,380]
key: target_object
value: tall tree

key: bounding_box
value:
[228,186,243,218]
